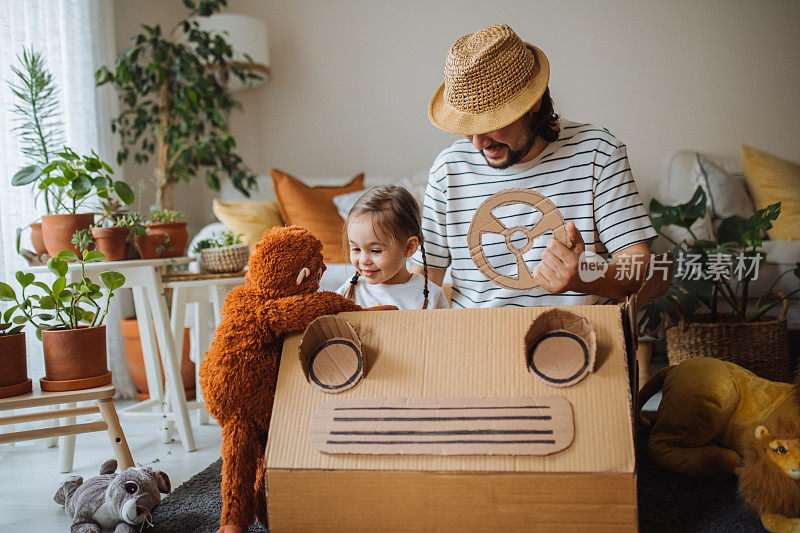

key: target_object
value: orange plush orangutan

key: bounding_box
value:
[200,225,385,532]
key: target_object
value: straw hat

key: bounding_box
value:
[429,24,550,135]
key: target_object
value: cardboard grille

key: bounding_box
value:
[310,396,574,456]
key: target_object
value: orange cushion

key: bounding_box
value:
[271,169,365,262]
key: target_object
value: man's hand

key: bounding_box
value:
[532,221,585,294]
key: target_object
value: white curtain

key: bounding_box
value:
[0,0,121,383]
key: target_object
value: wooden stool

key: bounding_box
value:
[0,384,133,473]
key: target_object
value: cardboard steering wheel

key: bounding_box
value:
[468,189,570,290]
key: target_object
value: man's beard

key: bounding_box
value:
[482,133,536,169]
[480,112,544,169]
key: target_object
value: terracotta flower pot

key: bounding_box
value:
[145,222,188,258]
[41,213,95,258]
[30,222,47,256]
[0,333,32,399]
[135,234,161,259]
[41,325,112,391]
[119,318,196,400]
[91,226,130,262]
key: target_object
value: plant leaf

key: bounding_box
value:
[15,272,34,288]
[12,165,42,186]
[47,257,68,277]
[83,250,106,263]
[114,181,135,205]
[99,271,125,292]
[0,282,16,301]
[56,250,79,262]
[52,276,66,297]
[3,305,18,322]
[71,175,92,196]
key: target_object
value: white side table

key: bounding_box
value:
[162,272,246,426]
[23,258,198,452]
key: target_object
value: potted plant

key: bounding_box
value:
[96,0,262,211]
[0,289,31,399]
[641,187,800,382]
[8,47,65,257]
[91,200,147,262]
[135,209,188,259]
[36,148,134,257]
[193,230,248,273]
[0,249,126,391]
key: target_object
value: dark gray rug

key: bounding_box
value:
[147,428,766,532]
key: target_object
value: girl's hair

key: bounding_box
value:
[342,185,429,309]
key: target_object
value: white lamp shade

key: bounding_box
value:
[195,13,270,92]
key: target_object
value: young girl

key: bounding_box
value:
[337,185,449,310]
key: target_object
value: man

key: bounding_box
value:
[411,24,656,308]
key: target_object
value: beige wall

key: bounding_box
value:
[113,0,800,234]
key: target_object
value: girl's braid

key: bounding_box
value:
[420,239,430,310]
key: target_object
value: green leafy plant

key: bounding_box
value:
[148,209,184,224]
[192,230,243,252]
[641,186,800,333]
[71,229,94,253]
[115,213,147,237]
[37,147,134,214]
[8,46,65,214]
[0,304,25,336]
[96,0,262,210]
[0,250,126,338]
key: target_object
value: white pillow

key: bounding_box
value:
[332,175,430,220]
[691,155,756,222]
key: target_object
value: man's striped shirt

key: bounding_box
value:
[410,119,657,308]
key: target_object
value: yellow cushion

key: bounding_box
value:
[741,145,800,241]
[212,200,284,251]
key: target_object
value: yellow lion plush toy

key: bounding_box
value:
[638,357,799,532]
[738,409,800,533]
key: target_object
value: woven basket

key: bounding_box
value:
[200,243,250,273]
[665,297,791,382]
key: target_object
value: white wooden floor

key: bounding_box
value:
[0,399,222,532]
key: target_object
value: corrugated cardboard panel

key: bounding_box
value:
[266,305,634,474]
[267,470,637,532]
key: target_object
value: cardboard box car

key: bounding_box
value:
[265,304,640,532]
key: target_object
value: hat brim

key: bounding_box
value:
[428,43,550,136]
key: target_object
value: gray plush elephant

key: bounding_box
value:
[54,458,171,532]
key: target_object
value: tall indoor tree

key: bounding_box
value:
[96,0,262,210]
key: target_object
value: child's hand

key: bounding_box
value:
[364,305,398,311]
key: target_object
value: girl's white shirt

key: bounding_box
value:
[335,272,449,310]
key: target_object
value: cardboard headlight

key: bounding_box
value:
[524,309,597,387]
[299,315,363,393]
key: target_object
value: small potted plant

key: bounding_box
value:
[193,230,249,273]
[1,249,126,391]
[136,209,188,259]
[37,148,133,257]
[91,200,146,262]
[642,186,800,382]
[0,286,31,399]
[8,47,65,258]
